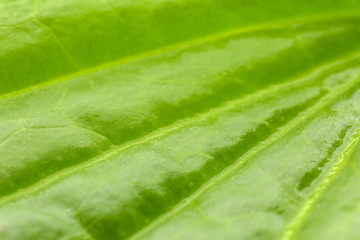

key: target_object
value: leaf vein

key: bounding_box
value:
[128,72,360,240]
[0,12,359,101]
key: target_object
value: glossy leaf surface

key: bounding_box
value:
[1,0,360,239]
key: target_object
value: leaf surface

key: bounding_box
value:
[1,0,360,239]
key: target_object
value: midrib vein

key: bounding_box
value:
[281,128,360,240]
[0,50,359,208]
[128,76,360,240]
[0,11,359,101]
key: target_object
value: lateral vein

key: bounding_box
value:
[128,74,360,240]
[0,12,359,101]
[281,127,360,240]
[0,51,359,208]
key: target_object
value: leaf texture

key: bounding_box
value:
[0,0,360,239]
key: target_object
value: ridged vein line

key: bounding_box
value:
[281,127,360,240]
[0,51,359,208]
[128,75,360,240]
[0,12,359,101]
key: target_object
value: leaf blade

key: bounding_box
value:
[1,1,360,240]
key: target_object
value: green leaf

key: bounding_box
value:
[0,0,360,239]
